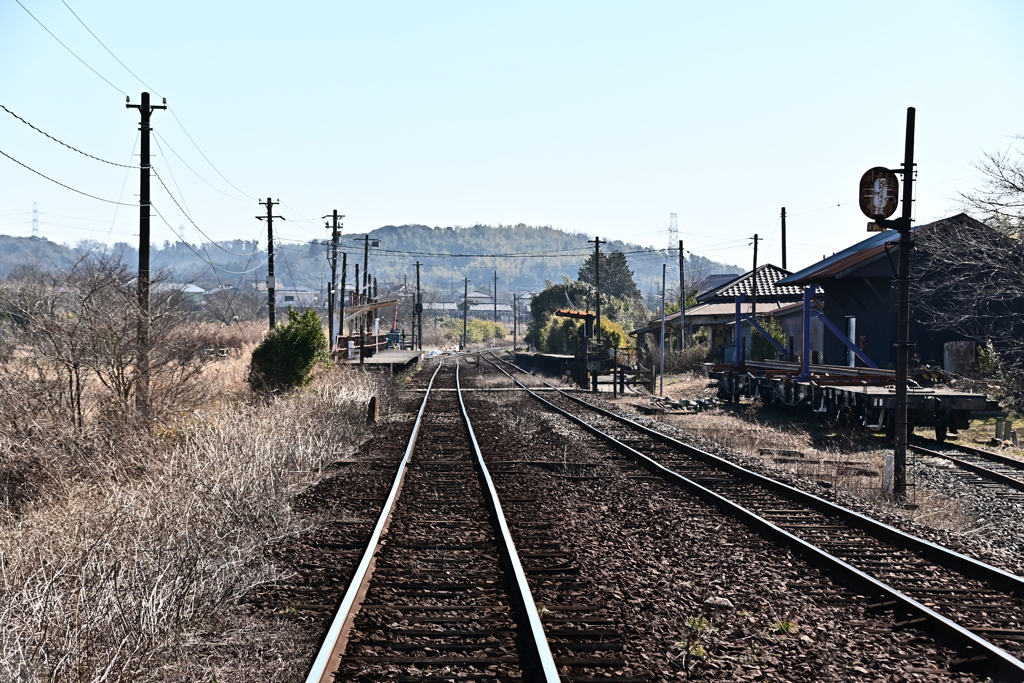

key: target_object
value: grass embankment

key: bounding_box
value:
[0,335,392,682]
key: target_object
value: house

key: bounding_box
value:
[468,303,514,322]
[152,282,205,309]
[276,288,318,309]
[775,213,993,371]
[634,264,806,362]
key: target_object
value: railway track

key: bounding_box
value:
[910,438,1024,501]
[305,360,634,683]
[485,353,1024,681]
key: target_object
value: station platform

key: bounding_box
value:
[345,349,422,370]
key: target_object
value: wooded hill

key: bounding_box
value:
[0,224,742,298]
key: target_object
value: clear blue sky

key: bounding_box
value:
[1,0,1022,273]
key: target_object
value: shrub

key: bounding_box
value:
[439,318,507,344]
[750,315,786,362]
[247,308,329,393]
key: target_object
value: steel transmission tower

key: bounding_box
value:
[32,203,39,236]
[667,213,678,254]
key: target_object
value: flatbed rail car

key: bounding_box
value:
[705,360,989,441]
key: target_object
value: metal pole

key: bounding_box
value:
[659,263,666,396]
[494,270,498,322]
[894,106,916,500]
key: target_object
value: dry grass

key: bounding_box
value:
[0,359,390,682]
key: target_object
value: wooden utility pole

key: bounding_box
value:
[126,91,165,417]
[325,210,343,350]
[780,207,788,270]
[257,198,284,330]
[588,236,606,343]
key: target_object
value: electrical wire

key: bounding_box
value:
[101,132,139,247]
[152,131,249,201]
[13,0,126,96]
[1,104,139,168]
[151,203,269,275]
[0,148,135,206]
[166,108,256,201]
[151,167,261,256]
[59,0,160,95]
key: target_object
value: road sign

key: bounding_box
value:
[859,167,900,220]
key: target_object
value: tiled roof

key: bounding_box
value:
[696,264,802,302]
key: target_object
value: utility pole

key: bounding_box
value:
[493,270,498,322]
[127,91,166,418]
[894,108,916,499]
[462,277,469,351]
[414,261,422,350]
[748,233,762,317]
[659,263,667,396]
[324,210,343,351]
[780,207,788,270]
[257,198,284,330]
[339,252,347,340]
[678,239,685,351]
[589,236,606,343]
[513,293,518,352]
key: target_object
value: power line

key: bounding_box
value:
[152,131,248,201]
[166,107,256,200]
[151,204,270,275]
[1,104,138,168]
[151,167,260,256]
[13,0,126,96]
[59,0,159,95]
[0,148,135,205]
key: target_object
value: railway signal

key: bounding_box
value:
[858,107,917,499]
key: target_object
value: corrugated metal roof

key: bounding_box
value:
[696,264,802,302]
[776,213,984,286]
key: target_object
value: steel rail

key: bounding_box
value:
[910,443,1024,494]
[486,354,1024,680]
[304,361,444,683]
[454,361,561,682]
[491,355,1024,599]
[914,437,1024,471]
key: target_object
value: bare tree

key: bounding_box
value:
[960,135,1024,232]
[913,214,1024,369]
[0,257,212,427]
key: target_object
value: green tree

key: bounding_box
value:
[247,308,329,393]
[577,250,641,301]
